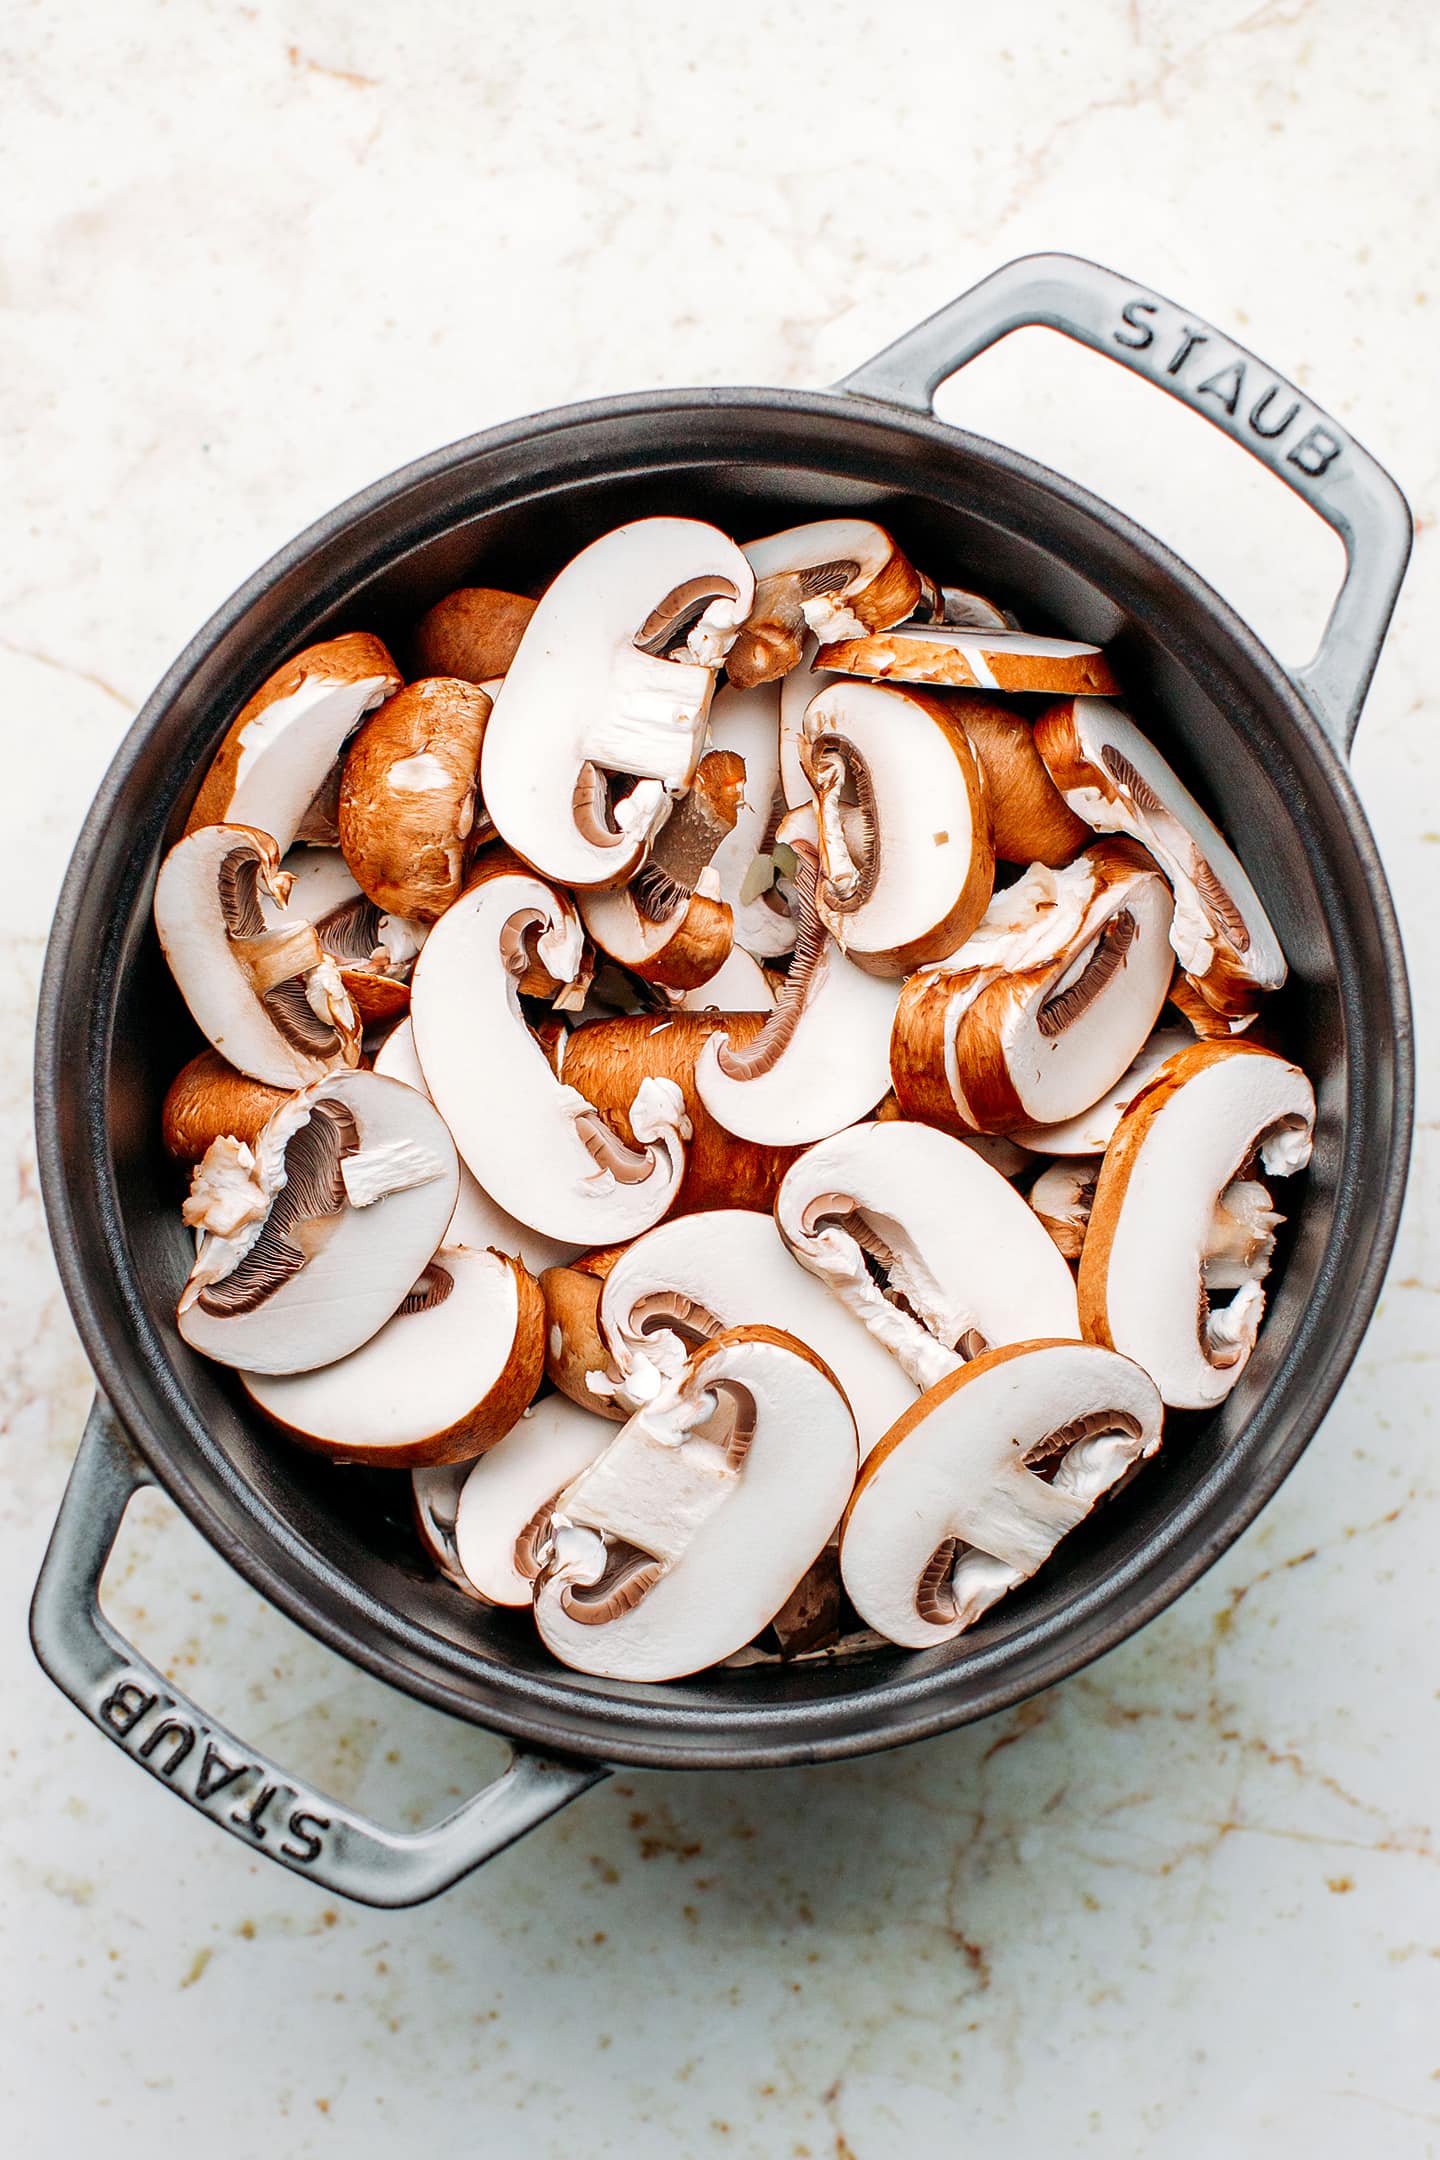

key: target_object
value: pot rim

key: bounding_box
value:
[35,383,1413,1770]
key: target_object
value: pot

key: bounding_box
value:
[30,253,1413,1907]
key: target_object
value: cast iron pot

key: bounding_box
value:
[31,254,1413,1907]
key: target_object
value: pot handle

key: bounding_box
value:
[835,250,1412,753]
[30,1399,609,1908]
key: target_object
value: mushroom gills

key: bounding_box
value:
[195,1098,357,1317]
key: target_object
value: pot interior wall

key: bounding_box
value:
[61,398,1392,1764]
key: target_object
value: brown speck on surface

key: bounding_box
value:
[179,1948,212,1990]
[589,1856,620,1884]
[933,830,949,845]
[315,2099,331,2115]
[1327,1874,1356,1893]
[286,43,379,88]
[236,1920,256,1940]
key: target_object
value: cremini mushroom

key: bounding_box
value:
[176,1069,459,1374]
[1031,1159,1282,1280]
[262,847,427,1031]
[409,868,690,1244]
[577,749,744,989]
[725,520,924,689]
[452,1395,616,1607]
[1078,1040,1315,1407]
[920,585,1019,633]
[412,1456,488,1601]
[554,1011,799,1216]
[242,1245,544,1465]
[795,680,995,973]
[479,519,754,889]
[816,623,1119,697]
[777,638,837,811]
[154,824,362,1088]
[839,1340,1163,1648]
[541,1262,628,1421]
[185,633,402,852]
[598,1207,917,1452]
[1008,1027,1196,1156]
[372,1018,577,1271]
[338,677,493,921]
[677,945,775,1014]
[707,682,798,958]
[411,587,537,684]
[693,812,900,1146]
[532,1324,858,1682]
[1034,697,1286,1021]
[890,841,1175,1135]
[161,1049,289,1165]
[775,1120,1080,1396]
[950,697,1089,866]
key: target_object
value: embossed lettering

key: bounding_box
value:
[280,1809,331,1865]
[1196,361,1246,416]
[1114,298,1158,351]
[1248,385,1301,440]
[138,1717,195,1775]
[231,1782,280,1842]
[1166,328,1208,377]
[99,1679,156,1737]
[1287,424,1343,478]
[194,1740,250,1802]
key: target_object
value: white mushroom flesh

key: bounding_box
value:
[707,681,797,957]
[453,1394,619,1608]
[1009,1027,1196,1155]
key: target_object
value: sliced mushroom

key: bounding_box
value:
[452,1395,617,1607]
[338,678,493,921]
[1165,969,1259,1039]
[918,584,1019,634]
[371,1018,578,1271]
[261,848,427,1031]
[1078,1041,1315,1408]
[154,824,362,1088]
[706,682,797,958]
[185,633,402,852]
[676,945,776,1015]
[816,624,1119,697]
[533,1324,858,1681]
[763,1547,845,1658]
[796,680,995,974]
[950,697,1089,866]
[577,749,744,989]
[839,1341,1163,1648]
[479,519,754,889]
[777,638,837,810]
[412,1457,488,1600]
[409,869,689,1244]
[176,1069,459,1374]
[555,1011,799,1216]
[411,587,537,684]
[889,841,1175,1135]
[598,1207,917,1452]
[693,817,900,1145]
[1008,1026,1196,1155]
[725,520,924,689]
[1031,1159,1281,1282]
[776,1120,1080,1398]
[162,1050,289,1164]
[541,1263,628,1421]
[241,1246,544,1465]
[1033,697,1286,1021]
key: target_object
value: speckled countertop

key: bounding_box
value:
[3,1,1436,2151]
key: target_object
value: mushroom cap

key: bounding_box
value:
[338,677,492,921]
[726,519,923,688]
[776,1120,1080,1396]
[176,1069,460,1375]
[889,842,1175,1134]
[1033,697,1286,1017]
[541,1263,628,1421]
[839,1340,1163,1648]
[706,682,797,959]
[161,1049,289,1164]
[928,584,1018,634]
[577,749,741,990]
[598,1207,917,1454]
[241,1245,545,1466]
[947,696,1090,866]
[412,1456,489,1601]
[409,869,690,1244]
[677,945,776,1014]
[1078,1040,1315,1408]
[816,624,1119,697]
[533,1324,858,1682]
[186,633,401,853]
[154,823,362,1089]
[453,1394,616,1607]
[1009,1027,1196,1155]
[798,680,995,974]
[1028,1161,1097,1260]
[261,847,427,1024]
[372,1018,578,1271]
[410,587,537,684]
[479,519,755,891]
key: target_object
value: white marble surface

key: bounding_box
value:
[3,1,1437,2150]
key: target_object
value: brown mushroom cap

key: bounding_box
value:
[162,1050,290,1165]
[817,625,1119,697]
[540,1264,628,1421]
[410,587,538,684]
[951,697,1090,866]
[339,677,492,922]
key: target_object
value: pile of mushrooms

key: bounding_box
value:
[155,515,1315,1681]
